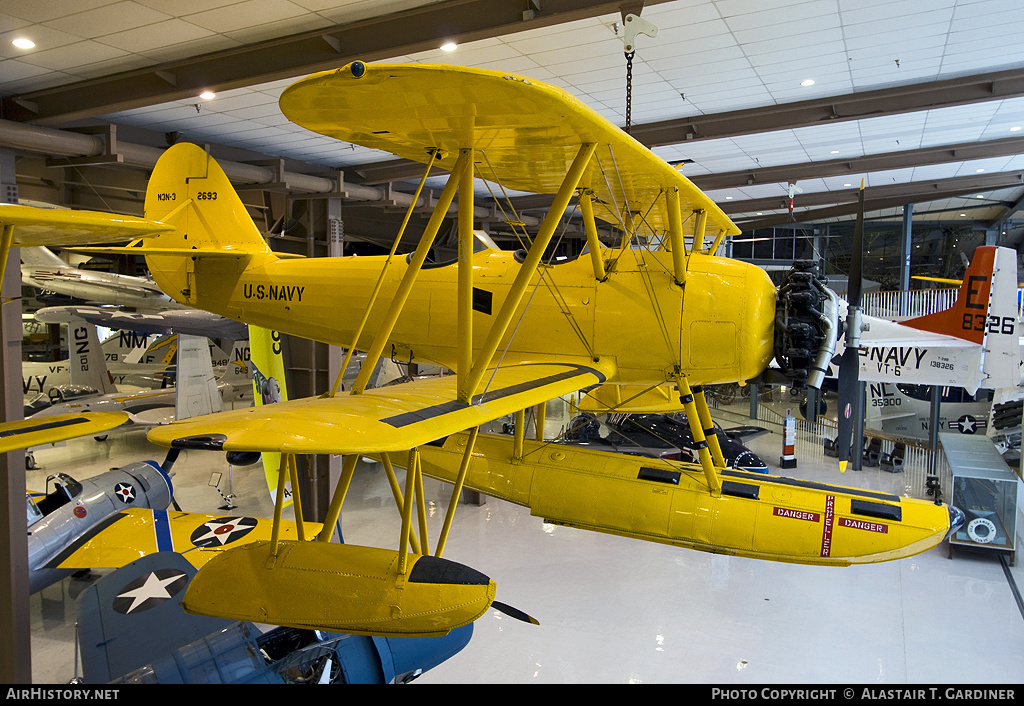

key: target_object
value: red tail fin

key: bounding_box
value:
[902,246,996,344]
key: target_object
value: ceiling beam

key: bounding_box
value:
[691,135,1024,192]
[1,0,670,126]
[722,171,1024,216]
[986,190,1024,228]
[631,67,1024,147]
[734,171,1024,229]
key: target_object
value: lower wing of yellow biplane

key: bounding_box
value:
[147,360,614,454]
[0,412,128,453]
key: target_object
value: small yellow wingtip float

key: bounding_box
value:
[182,541,496,638]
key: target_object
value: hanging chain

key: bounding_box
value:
[624,50,634,135]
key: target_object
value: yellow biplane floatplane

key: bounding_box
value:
[14,62,961,639]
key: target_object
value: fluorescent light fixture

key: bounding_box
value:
[976,168,985,173]
[12,38,34,49]
[440,42,457,51]
[1011,126,1022,132]
[843,183,852,187]
[976,194,984,198]
[829,150,839,154]
[960,213,967,217]
[199,91,216,100]
[800,79,815,87]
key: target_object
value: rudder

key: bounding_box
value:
[141,143,274,309]
[144,142,269,254]
[902,246,1004,344]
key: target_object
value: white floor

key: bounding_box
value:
[23,411,1024,685]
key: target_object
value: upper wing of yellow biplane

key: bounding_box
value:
[148,360,614,454]
[279,62,738,241]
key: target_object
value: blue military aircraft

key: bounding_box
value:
[76,552,473,684]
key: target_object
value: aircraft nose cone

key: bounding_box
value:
[947,505,966,537]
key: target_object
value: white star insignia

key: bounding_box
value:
[115,571,185,614]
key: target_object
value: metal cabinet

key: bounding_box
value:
[940,433,1018,564]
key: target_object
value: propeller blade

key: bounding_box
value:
[492,600,540,625]
[835,182,866,472]
[835,346,859,472]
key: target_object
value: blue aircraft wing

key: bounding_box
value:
[76,551,474,684]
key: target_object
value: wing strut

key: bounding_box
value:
[463,142,597,398]
[398,447,422,574]
[349,150,470,395]
[0,224,13,290]
[287,454,305,540]
[578,188,608,281]
[665,188,688,286]
[457,147,475,403]
[691,385,726,468]
[513,408,526,460]
[435,427,480,558]
[380,453,421,554]
[330,149,441,397]
[317,454,360,542]
[673,374,722,495]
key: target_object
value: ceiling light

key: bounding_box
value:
[844,183,852,187]
[725,196,732,199]
[976,168,985,173]
[800,79,815,87]
[960,213,967,217]
[199,91,216,100]
[440,42,458,51]
[829,150,839,154]
[756,212,763,216]
[976,194,984,198]
[12,38,34,49]
[1011,126,1021,132]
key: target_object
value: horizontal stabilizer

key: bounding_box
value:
[183,540,496,637]
[0,204,172,246]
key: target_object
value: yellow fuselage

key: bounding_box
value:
[148,247,776,387]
